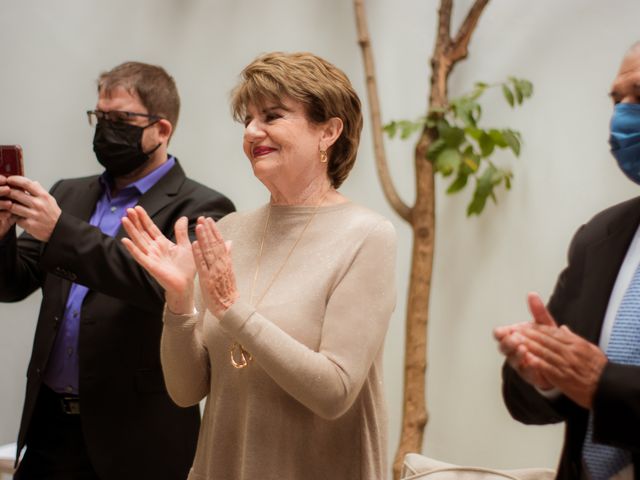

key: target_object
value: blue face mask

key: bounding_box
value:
[610,103,640,184]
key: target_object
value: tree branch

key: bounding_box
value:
[435,0,453,56]
[449,0,490,63]
[430,0,455,108]
[354,0,412,222]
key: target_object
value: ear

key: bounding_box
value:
[319,117,343,150]
[156,118,173,144]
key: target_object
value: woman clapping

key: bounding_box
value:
[122,52,397,480]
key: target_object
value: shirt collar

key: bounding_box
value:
[99,156,176,197]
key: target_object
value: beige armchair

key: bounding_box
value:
[401,453,556,480]
[0,443,17,479]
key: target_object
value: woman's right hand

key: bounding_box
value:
[121,205,196,314]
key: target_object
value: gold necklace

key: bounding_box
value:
[229,190,331,369]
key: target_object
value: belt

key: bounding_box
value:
[60,396,80,415]
[60,395,80,415]
[40,385,81,415]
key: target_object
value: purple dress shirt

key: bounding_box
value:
[43,157,176,395]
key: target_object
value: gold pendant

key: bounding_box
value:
[229,342,252,369]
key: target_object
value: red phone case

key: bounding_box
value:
[0,145,24,176]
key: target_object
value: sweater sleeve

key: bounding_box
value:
[161,295,211,407]
[219,219,397,419]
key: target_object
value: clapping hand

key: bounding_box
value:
[192,216,238,318]
[121,206,197,315]
[494,292,607,408]
[494,293,555,390]
[513,294,607,409]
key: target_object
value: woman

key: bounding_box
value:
[121,52,397,480]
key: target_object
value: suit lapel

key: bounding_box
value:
[114,160,186,240]
[575,198,640,343]
[57,176,103,301]
[66,177,103,221]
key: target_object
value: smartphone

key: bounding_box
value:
[0,145,24,177]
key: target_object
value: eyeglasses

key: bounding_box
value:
[86,109,163,126]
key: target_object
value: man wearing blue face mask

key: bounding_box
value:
[0,62,235,479]
[611,100,640,184]
[495,43,640,480]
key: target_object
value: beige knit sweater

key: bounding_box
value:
[161,201,397,480]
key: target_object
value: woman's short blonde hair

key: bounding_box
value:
[231,52,363,188]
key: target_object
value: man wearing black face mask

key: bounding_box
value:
[0,61,235,480]
[495,43,640,480]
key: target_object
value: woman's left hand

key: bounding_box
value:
[193,216,239,318]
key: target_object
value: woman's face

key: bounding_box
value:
[242,97,327,188]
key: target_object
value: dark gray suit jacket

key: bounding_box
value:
[502,196,640,479]
[0,160,235,480]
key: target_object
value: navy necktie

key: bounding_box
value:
[582,262,640,479]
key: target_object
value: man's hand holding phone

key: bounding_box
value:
[0,174,18,239]
[6,176,62,242]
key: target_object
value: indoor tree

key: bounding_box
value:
[353,0,533,477]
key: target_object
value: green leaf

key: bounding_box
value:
[479,132,495,157]
[508,78,534,103]
[464,127,483,141]
[467,191,488,216]
[437,121,465,148]
[504,171,513,190]
[446,173,468,194]
[426,138,447,160]
[451,97,482,127]
[492,166,505,184]
[488,129,508,148]
[471,103,482,125]
[467,82,488,102]
[467,164,498,215]
[383,121,398,139]
[502,85,515,107]
[435,148,462,176]
[480,163,499,189]
[461,146,480,173]
[397,120,421,139]
[514,84,524,105]
[502,129,521,156]
[384,118,427,140]
[463,154,480,173]
[517,79,533,98]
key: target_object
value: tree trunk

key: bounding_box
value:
[392,132,435,478]
[353,1,490,478]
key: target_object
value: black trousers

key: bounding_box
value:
[14,385,100,480]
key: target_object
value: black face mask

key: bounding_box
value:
[92,121,161,177]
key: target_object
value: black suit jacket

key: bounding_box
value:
[502,196,640,479]
[0,160,235,480]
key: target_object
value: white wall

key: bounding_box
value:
[0,0,638,475]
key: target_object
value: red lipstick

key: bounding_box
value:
[253,146,276,157]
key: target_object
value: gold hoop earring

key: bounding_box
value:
[319,150,328,163]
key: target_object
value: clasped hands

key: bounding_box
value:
[121,206,238,318]
[0,175,61,241]
[494,292,607,409]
